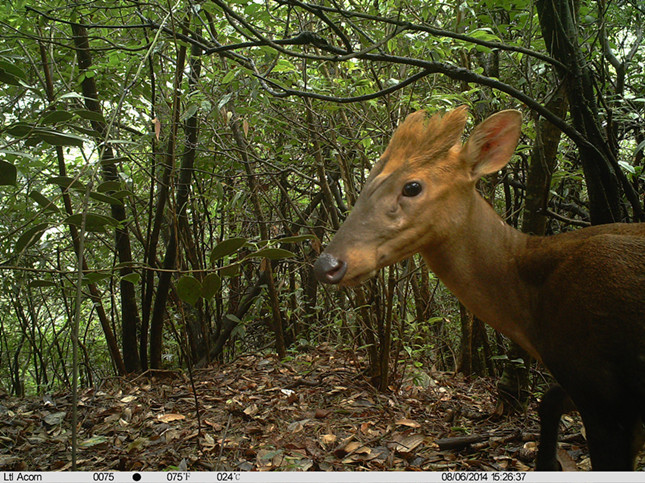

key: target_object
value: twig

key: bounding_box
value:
[216,414,232,471]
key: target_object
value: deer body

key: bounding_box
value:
[313,107,645,470]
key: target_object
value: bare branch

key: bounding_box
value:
[275,0,567,70]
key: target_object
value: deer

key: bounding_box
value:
[313,106,645,470]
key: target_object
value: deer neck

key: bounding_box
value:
[419,192,539,359]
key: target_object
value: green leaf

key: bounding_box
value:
[221,69,238,84]
[29,191,59,212]
[97,181,122,193]
[0,160,17,185]
[72,109,105,122]
[79,435,109,448]
[41,110,75,124]
[121,272,141,285]
[469,28,500,42]
[277,234,315,244]
[29,279,57,288]
[217,93,233,110]
[89,191,123,206]
[65,213,119,232]
[474,44,494,54]
[219,263,240,277]
[201,273,221,300]
[71,125,103,138]
[36,129,85,147]
[0,60,27,86]
[210,237,247,263]
[5,123,35,138]
[490,354,509,361]
[15,223,49,254]
[0,149,36,161]
[110,190,132,200]
[180,104,199,122]
[224,314,241,324]
[176,276,202,306]
[247,247,296,260]
[0,71,20,86]
[47,176,86,192]
[58,92,84,101]
[619,160,636,175]
[83,272,111,284]
[273,59,297,73]
[0,60,27,81]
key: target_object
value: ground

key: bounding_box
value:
[0,344,591,472]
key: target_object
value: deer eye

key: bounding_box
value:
[402,181,422,197]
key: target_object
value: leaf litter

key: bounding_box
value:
[0,344,598,471]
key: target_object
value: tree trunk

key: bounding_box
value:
[457,303,490,376]
[147,38,187,368]
[71,23,141,373]
[230,115,287,359]
[536,0,624,225]
[38,40,126,375]
[176,38,204,363]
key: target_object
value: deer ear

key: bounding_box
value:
[461,110,522,179]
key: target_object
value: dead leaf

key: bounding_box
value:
[558,447,579,471]
[78,436,108,448]
[257,448,284,470]
[164,429,182,442]
[43,411,66,426]
[203,433,215,446]
[291,458,313,471]
[341,442,372,464]
[243,404,259,417]
[153,117,161,141]
[320,433,337,446]
[315,408,332,419]
[391,433,424,454]
[364,446,390,462]
[344,441,370,454]
[395,418,421,428]
[0,344,592,472]
[287,420,306,433]
[311,238,321,254]
[204,419,223,431]
[157,413,185,423]
[126,437,148,452]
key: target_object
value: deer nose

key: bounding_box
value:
[314,253,348,284]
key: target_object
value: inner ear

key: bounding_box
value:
[461,110,522,179]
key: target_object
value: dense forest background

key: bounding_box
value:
[0,0,643,413]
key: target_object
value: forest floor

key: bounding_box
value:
[0,344,595,472]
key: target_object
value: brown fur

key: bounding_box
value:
[315,107,645,470]
[371,107,469,179]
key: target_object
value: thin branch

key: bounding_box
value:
[287,0,353,51]
[26,6,153,29]
[256,67,432,102]
[209,0,339,62]
[276,0,567,70]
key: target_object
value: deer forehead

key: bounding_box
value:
[374,107,469,179]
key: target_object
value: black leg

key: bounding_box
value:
[581,409,638,471]
[536,385,571,471]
